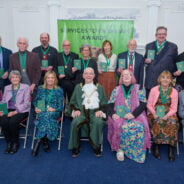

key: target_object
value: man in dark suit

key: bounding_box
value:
[32,33,58,84]
[57,40,79,101]
[117,39,144,88]
[0,36,12,92]
[9,37,41,94]
[144,26,178,96]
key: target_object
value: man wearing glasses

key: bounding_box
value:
[57,40,79,101]
[144,26,178,97]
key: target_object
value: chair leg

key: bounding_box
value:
[31,126,37,150]
[183,127,184,147]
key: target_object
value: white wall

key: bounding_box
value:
[0,0,184,54]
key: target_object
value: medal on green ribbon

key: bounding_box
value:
[12,84,20,105]
[155,41,166,54]
[19,52,27,71]
[122,85,133,99]
[41,46,50,55]
[62,53,70,69]
[82,58,90,70]
[159,86,170,104]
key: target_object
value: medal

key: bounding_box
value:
[43,55,46,59]
[22,69,26,72]
[47,105,50,109]
[87,99,91,104]
[65,65,67,69]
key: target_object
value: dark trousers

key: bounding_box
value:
[59,79,75,101]
[0,111,28,143]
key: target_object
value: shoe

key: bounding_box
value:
[168,146,175,162]
[32,139,41,157]
[4,142,12,154]
[9,143,19,154]
[94,148,101,157]
[72,148,80,157]
[42,138,50,152]
[116,149,124,161]
[153,144,160,159]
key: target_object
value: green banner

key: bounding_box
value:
[58,20,134,56]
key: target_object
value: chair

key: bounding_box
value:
[31,100,65,150]
[0,113,30,149]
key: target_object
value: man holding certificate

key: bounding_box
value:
[32,33,58,84]
[144,26,178,97]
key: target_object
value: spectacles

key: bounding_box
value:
[63,45,70,46]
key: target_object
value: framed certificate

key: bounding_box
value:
[58,66,65,75]
[118,59,126,68]
[176,61,184,72]
[147,50,155,60]
[41,60,48,68]
[116,105,126,118]
[74,59,81,70]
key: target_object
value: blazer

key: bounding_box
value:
[117,51,144,88]
[147,85,178,117]
[9,51,41,85]
[144,41,178,89]
[1,83,30,113]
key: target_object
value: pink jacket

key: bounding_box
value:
[147,85,178,117]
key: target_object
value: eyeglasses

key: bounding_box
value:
[63,45,70,46]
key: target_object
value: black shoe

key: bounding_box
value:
[153,144,160,159]
[9,143,19,154]
[42,138,50,152]
[32,139,41,157]
[94,148,101,157]
[4,142,12,154]
[168,146,175,162]
[72,148,80,157]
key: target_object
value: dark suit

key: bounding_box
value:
[0,47,12,89]
[144,41,178,91]
[32,45,58,84]
[9,51,41,86]
[57,52,79,100]
[117,51,144,88]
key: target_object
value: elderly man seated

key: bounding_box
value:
[68,67,107,157]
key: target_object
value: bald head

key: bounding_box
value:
[127,39,137,53]
[62,40,71,54]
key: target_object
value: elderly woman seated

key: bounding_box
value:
[147,70,179,161]
[68,67,107,157]
[107,69,151,163]
[0,70,30,154]
[32,71,63,156]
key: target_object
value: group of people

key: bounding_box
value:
[0,25,183,163]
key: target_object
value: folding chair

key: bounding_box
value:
[0,112,30,149]
[31,100,65,150]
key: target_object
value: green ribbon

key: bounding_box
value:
[18,52,27,69]
[104,53,111,68]
[155,41,166,53]
[41,46,50,55]
[12,84,20,104]
[122,84,133,99]
[62,53,70,66]
[159,85,170,104]
[0,46,2,53]
[82,58,90,69]
[128,52,135,65]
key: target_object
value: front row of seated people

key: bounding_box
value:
[0,68,180,163]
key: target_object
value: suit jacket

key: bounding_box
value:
[147,85,178,117]
[32,45,58,70]
[117,51,144,88]
[1,83,30,113]
[1,47,12,87]
[57,52,79,80]
[144,41,178,89]
[9,51,41,85]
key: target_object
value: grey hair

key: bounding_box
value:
[17,37,29,45]
[9,70,22,81]
[79,43,91,53]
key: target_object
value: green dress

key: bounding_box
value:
[68,83,107,150]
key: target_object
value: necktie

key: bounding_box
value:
[129,53,133,72]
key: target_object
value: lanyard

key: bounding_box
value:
[0,46,2,53]
[155,41,166,53]
[62,53,70,66]
[82,58,90,69]
[159,85,170,104]
[122,84,133,99]
[41,46,50,55]
[19,52,27,69]
[12,84,20,104]
[104,54,111,67]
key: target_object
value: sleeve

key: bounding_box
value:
[147,88,157,115]
[33,86,42,107]
[32,54,41,85]
[108,87,117,104]
[70,85,80,111]
[178,91,184,119]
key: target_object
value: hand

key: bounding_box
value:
[7,111,17,117]
[173,70,182,76]
[73,110,80,117]
[117,67,123,74]
[41,67,48,71]
[98,69,103,74]
[35,107,41,113]
[2,72,8,79]
[47,66,53,71]
[145,58,152,64]
[124,113,134,120]
[47,107,56,112]
[0,111,4,116]
[153,114,158,119]
[95,111,103,117]
[59,74,65,79]
[112,114,120,120]
[72,67,77,73]
[30,84,36,94]
[161,115,168,121]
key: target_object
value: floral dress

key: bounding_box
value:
[108,85,149,163]
[34,86,63,140]
[148,95,179,146]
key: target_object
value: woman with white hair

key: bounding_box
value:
[0,70,30,154]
